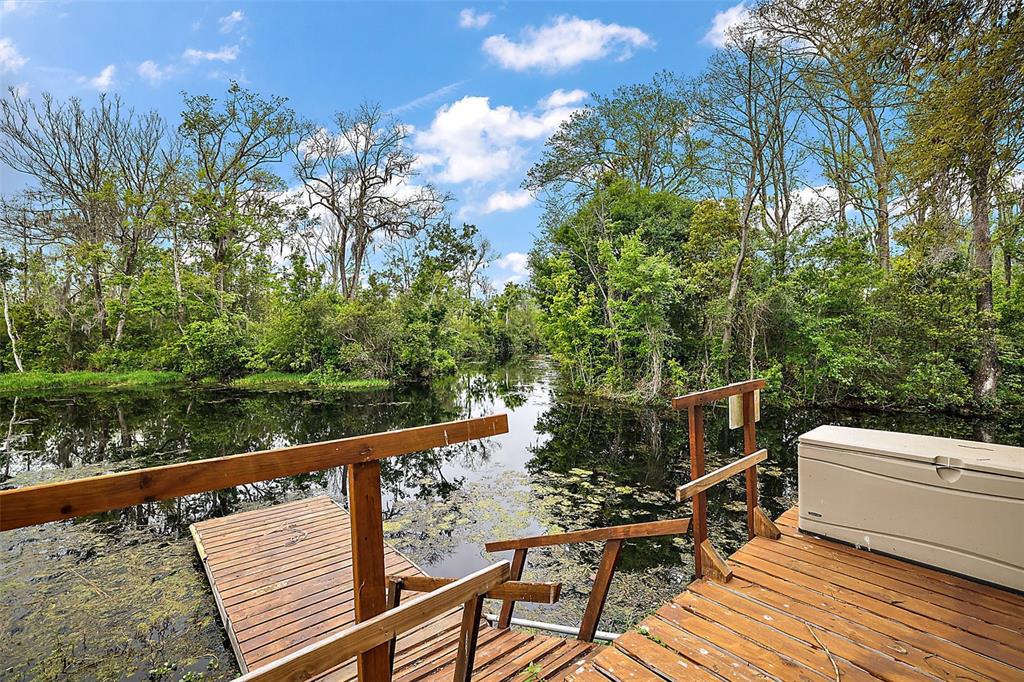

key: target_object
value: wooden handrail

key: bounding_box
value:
[236,561,511,682]
[484,517,691,552]
[484,517,691,642]
[672,378,768,577]
[671,378,765,409]
[388,575,562,604]
[0,414,509,530]
[676,449,767,502]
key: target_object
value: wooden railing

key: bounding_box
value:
[672,378,779,580]
[0,415,510,682]
[383,574,563,676]
[237,562,512,682]
[483,517,691,642]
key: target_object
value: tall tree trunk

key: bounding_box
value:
[92,263,107,341]
[2,280,24,372]
[171,223,186,331]
[970,176,998,403]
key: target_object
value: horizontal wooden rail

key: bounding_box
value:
[485,517,691,643]
[484,517,691,552]
[671,378,765,410]
[237,561,511,682]
[0,414,509,531]
[388,574,562,604]
[676,449,768,502]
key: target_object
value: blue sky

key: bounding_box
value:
[0,0,745,286]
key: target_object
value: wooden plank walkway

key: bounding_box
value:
[565,506,1024,682]
[191,496,595,680]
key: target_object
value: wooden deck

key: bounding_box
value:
[191,496,595,680]
[565,507,1024,682]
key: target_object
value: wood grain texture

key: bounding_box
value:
[688,404,707,578]
[484,517,690,552]
[388,574,561,604]
[675,449,767,502]
[700,539,733,583]
[567,505,1024,681]
[237,562,510,682]
[496,548,527,628]
[192,497,597,682]
[671,378,766,409]
[347,460,390,681]
[742,389,758,540]
[1,414,509,530]
[577,539,622,643]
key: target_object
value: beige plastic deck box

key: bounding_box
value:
[798,425,1024,591]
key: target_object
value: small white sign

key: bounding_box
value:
[728,390,760,429]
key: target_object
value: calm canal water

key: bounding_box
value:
[2,360,1022,680]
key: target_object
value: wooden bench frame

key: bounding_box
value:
[0,415,511,682]
[483,517,692,642]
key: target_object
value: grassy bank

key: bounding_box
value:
[229,372,391,391]
[0,370,183,393]
[0,369,391,394]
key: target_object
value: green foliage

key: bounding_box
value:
[175,318,252,380]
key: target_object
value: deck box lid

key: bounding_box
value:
[799,425,1024,479]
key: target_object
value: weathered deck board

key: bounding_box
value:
[563,505,1024,682]
[191,496,595,680]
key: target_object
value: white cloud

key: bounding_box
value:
[136,60,172,85]
[182,45,239,63]
[703,2,749,48]
[459,8,493,29]
[219,10,244,34]
[0,38,27,74]
[1,0,24,15]
[483,16,652,72]
[79,64,116,91]
[539,88,587,109]
[481,189,534,214]
[415,90,583,184]
[494,251,530,286]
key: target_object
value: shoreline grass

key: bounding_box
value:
[0,370,184,394]
[0,369,392,395]
[230,372,391,391]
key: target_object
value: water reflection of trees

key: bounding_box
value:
[0,366,541,535]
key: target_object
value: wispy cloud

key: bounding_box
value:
[539,88,587,109]
[78,64,116,91]
[459,8,493,29]
[493,251,530,287]
[483,16,652,72]
[481,189,533,214]
[1,0,25,15]
[392,80,468,114]
[137,60,172,85]
[0,38,27,74]
[182,45,240,63]
[219,10,244,34]
[703,2,749,48]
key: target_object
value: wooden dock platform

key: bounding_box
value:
[191,496,596,680]
[566,506,1024,681]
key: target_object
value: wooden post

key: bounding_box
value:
[578,539,623,642]
[453,593,485,682]
[688,405,707,578]
[742,391,758,541]
[497,548,527,628]
[348,460,391,681]
[385,577,404,673]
